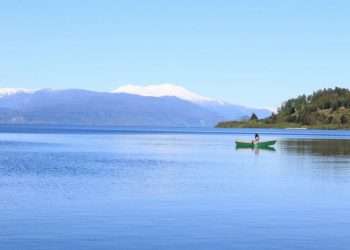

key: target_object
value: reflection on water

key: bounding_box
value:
[236,146,276,156]
[280,139,350,156]
[0,128,350,250]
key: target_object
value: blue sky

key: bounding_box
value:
[0,0,349,108]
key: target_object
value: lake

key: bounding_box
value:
[1,125,350,250]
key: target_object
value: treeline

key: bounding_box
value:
[275,87,350,125]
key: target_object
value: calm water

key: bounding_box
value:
[1,126,350,250]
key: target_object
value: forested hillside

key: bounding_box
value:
[217,87,350,129]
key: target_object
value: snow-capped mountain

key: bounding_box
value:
[113,84,214,103]
[113,84,272,119]
[0,88,222,126]
[0,85,271,126]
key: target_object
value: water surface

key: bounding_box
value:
[0,126,350,249]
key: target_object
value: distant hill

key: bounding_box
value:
[217,87,350,129]
[0,85,271,127]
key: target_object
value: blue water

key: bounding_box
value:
[1,125,350,249]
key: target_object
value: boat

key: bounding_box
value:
[235,140,276,148]
[285,127,307,130]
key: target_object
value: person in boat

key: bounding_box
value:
[252,133,260,144]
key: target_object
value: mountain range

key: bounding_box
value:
[0,84,271,127]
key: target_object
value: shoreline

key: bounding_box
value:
[215,122,350,130]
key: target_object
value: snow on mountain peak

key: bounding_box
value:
[0,88,34,97]
[112,84,214,103]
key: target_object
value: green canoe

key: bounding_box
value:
[235,140,276,148]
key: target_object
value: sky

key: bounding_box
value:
[0,0,349,108]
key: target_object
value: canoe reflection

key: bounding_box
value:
[236,145,276,154]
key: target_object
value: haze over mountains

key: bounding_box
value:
[0,84,271,127]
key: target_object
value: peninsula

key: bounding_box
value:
[216,87,350,129]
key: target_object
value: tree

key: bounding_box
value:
[340,115,349,124]
[250,113,258,121]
